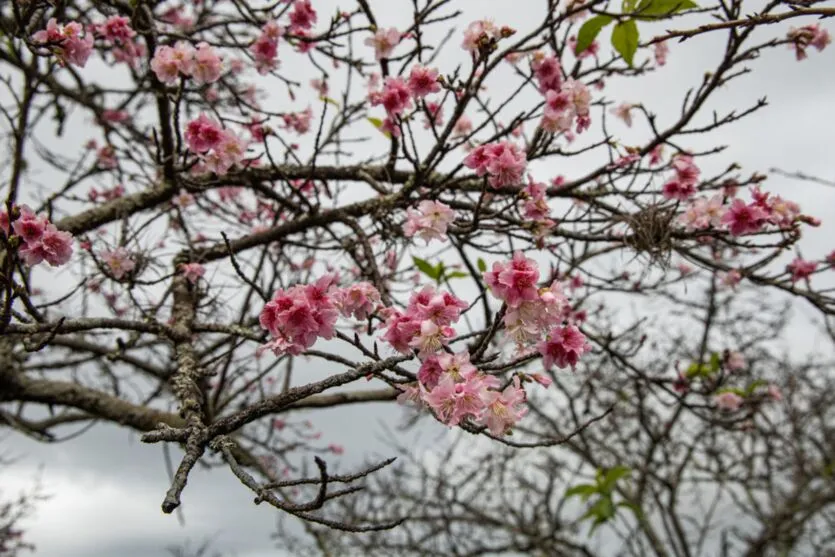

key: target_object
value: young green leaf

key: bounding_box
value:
[413,257,440,280]
[635,0,698,17]
[575,15,613,56]
[367,116,392,138]
[444,271,470,280]
[611,19,639,67]
[565,483,599,501]
[477,258,488,273]
[600,466,632,494]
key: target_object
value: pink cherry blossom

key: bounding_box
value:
[409,320,454,359]
[403,200,455,243]
[259,275,339,356]
[721,199,769,236]
[185,114,224,153]
[191,42,223,84]
[654,41,669,66]
[725,351,746,372]
[371,77,412,118]
[478,376,528,435]
[407,65,441,98]
[331,282,382,320]
[786,257,817,282]
[538,324,592,370]
[281,107,314,134]
[610,103,634,127]
[461,20,501,53]
[33,19,94,68]
[484,251,540,307]
[715,391,743,412]
[180,262,206,284]
[463,141,527,188]
[101,247,136,279]
[365,27,402,61]
[531,52,563,94]
[289,0,318,32]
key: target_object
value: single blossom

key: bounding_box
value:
[407,64,441,98]
[365,27,401,60]
[403,200,456,243]
[715,391,743,412]
[787,257,817,282]
[538,324,592,370]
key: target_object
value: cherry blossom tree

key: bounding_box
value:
[0,0,833,548]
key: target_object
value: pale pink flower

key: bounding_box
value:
[611,103,634,127]
[331,282,381,320]
[715,391,743,412]
[101,247,136,279]
[719,269,742,290]
[461,20,501,53]
[365,27,401,60]
[191,42,223,84]
[479,376,528,435]
[725,351,746,372]
[403,200,455,244]
[654,41,669,66]
[33,18,94,68]
[180,262,205,284]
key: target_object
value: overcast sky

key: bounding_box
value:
[3,1,835,556]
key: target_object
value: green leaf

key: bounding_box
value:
[565,484,599,501]
[413,257,441,280]
[611,20,639,67]
[367,116,392,138]
[575,15,613,56]
[477,258,488,273]
[709,351,722,373]
[717,387,746,397]
[600,466,631,494]
[744,380,768,396]
[582,497,616,523]
[634,0,698,17]
[617,501,644,518]
[321,96,340,106]
[444,271,469,280]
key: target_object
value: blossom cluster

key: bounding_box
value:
[529,51,592,134]
[483,252,592,368]
[32,18,94,68]
[93,15,145,67]
[380,286,467,357]
[151,41,223,85]
[463,140,527,188]
[662,154,701,201]
[185,114,249,175]
[521,178,557,245]
[1,205,74,268]
[368,63,441,136]
[679,184,813,238]
[400,352,530,436]
[251,20,282,74]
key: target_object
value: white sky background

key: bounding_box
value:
[2,0,835,556]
